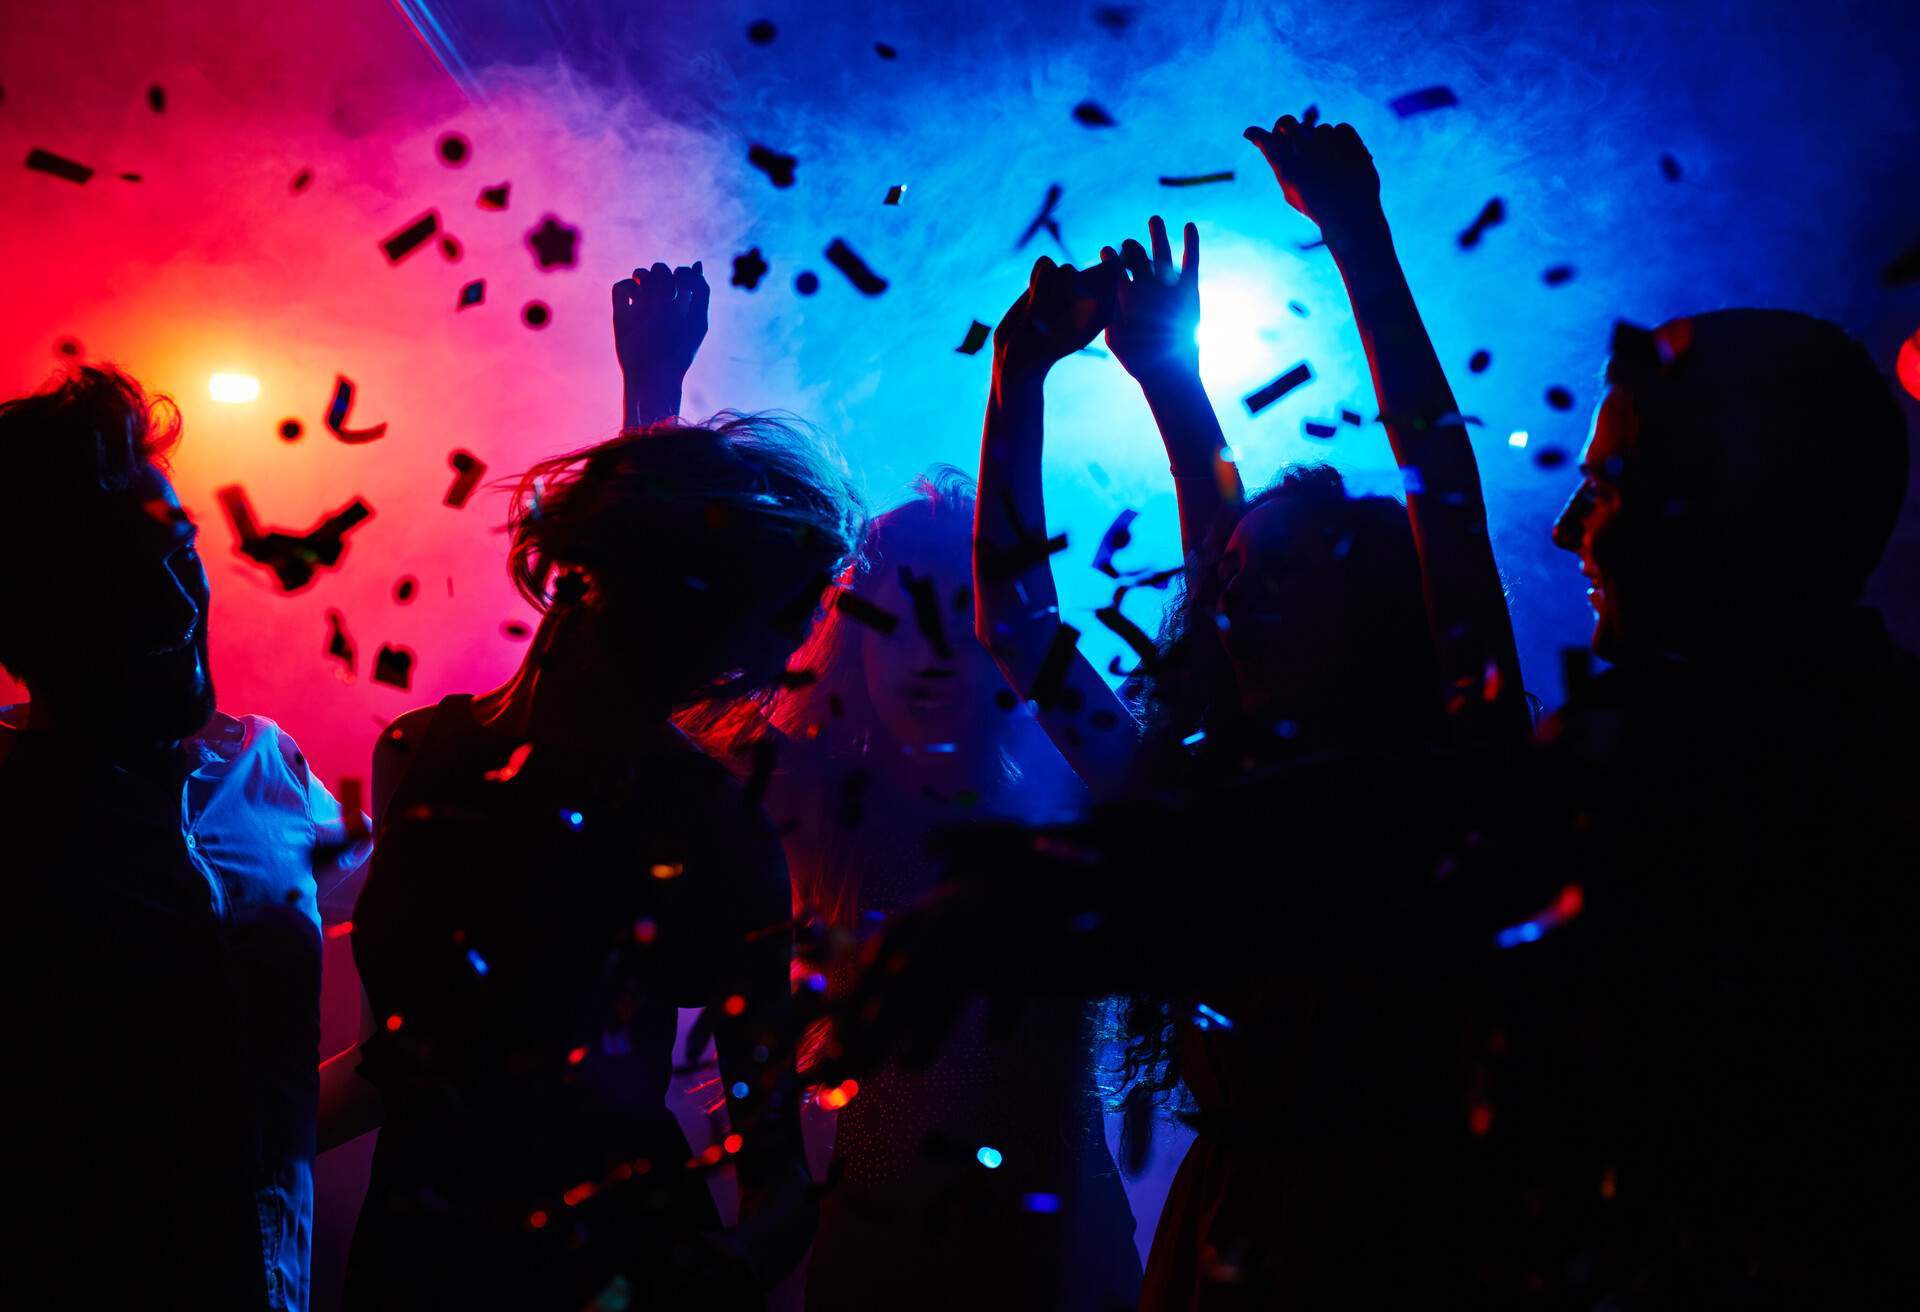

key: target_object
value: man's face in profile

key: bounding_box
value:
[43,462,217,743]
[1554,389,1637,662]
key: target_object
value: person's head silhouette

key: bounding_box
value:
[0,366,214,747]
[1553,311,1909,662]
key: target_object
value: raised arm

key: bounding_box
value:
[1244,117,1529,746]
[974,257,1141,799]
[614,261,710,428]
[1099,215,1244,557]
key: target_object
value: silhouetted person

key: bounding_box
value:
[1,366,367,1310]
[337,263,859,1310]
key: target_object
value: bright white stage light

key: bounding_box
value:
[208,373,261,404]
[1508,430,1530,449]
[1195,279,1283,385]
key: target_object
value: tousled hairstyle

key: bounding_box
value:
[0,365,183,678]
[505,411,865,712]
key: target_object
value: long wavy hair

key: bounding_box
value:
[1113,463,1448,1112]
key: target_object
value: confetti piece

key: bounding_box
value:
[324,609,356,676]
[732,247,769,289]
[1193,1001,1235,1030]
[977,531,1068,581]
[1300,103,1320,127]
[147,85,166,113]
[457,278,484,310]
[1027,623,1081,708]
[439,234,462,261]
[278,418,303,441]
[874,41,897,59]
[372,645,413,690]
[1532,446,1571,470]
[1092,509,1139,577]
[444,449,487,508]
[525,214,580,270]
[747,18,776,43]
[380,210,440,265]
[290,168,313,194]
[1658,152,1683,182]
[1158,170,1234,187]
[1288,300,1309,317]
[1542,264,1575,286]
[1023,1192,1062,1213]
[1469,349,1491,373]
[824,238,888,295]
[899,566,953,659]
[1507,430,1529,449]
[1340,408,1363,426]
[501,620,530,640]
[436,132,470,166]
[325,375,388,444]
[465,946,489,974]
[883,183,906,205]
[976,1146,1003,1169]
[1881,239,1920,288]
[394,576,417,604]
[1494,883,1584,948]
[1072,101,1116,128]
[1243,361,1314,416]
[1094,5,1133,30]
[25,148,93,184]
[1457,196,1505,249]
[794,271,819,296]
[748,143,797,188]
[1095,604,1158,672]
[476,183,510,212]
[956,320,991,355]
[1545,385,1575,411]
[1389,85,1458,117]
[835,591,899,634]
[522,300,551,329]
[217,487,374,593]
[55,337,82,358]
[1018,183,1065,252]
[119,172,142,182]
[1302,420,1338,439]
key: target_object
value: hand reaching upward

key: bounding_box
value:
[1243,117,1384,245]
[614,261,708,426]
[992,256,1120,380]
[1100,214,1201,385]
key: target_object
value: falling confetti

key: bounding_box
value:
[477,182,510,210]
[372,645,415,690]
[436,132,470,166]
[747,143,797,188]
[732,247,769,289]
[1469,349,1491,373]
[747,18,776,43]
[379,210,439,265]
[1072,101,1117,127]
[1458,197,1505,249]
[1542,264,1576,286]
[525,214,581,270]
[1243,361,1314,416]
[444,450,488,508]
[1389,85,1459,117]
[278,418,303,441]
[457,279,484,309]
[1158,170,1235,187]
[325,375,388,444]
[824,238,888,295]
[794,271,820,296]
[522,300,551,329]
[217,486,374,593]
[955,320,991,355]
[324,609,355,677]
[25,148,93,184]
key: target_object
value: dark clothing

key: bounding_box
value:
[345,696,797,1310]
[4,709,363,1311]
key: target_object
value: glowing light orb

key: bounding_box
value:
[1195,278,1286,385]
[1508,430,1530,449]
[207,372,260,403]
[976,1146,1003,1169]
[1897,330,1920,404]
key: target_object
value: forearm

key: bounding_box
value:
[1137,368,1242,556]
[622,375,683,429]
[974,364,1062,654]
[317,1042,383,1153]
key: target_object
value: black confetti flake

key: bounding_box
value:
[119,172,142,182]
[436,132,470,167]
[1545,385,1575,411]
[1542,264,1576,286]
[836,591,899,634]
[1018,183,1067,253]
[1533,446,1571,470]
[1340,408,1363,426]
[1458,197,1505,249]
[732,247,769,289]
[394,576,417,604]
[1094,5,1134,31]
[884,183,905,205]
[290,168,313,194]
[1072,100,1117,128]
[147,85,166,113]
[747,18,776,43]
[824,238,888,295]
[217,486,374,593]
[278,418,303,441]
[522,300,551,329]
[1303,420,1339,439]
[325,375,388,444]
[55,337,82,358]
[1301,104,1320,128]
[874,42,897,60]
[25,148,93,184]
[1469,349,1491,373]
[1659,153,1683,182]
[1880,238,1920,288]
[372,645,414,690]
[1092,509,1139,578]
[1288,300,1309,317]
[379,210,439,264]
[794,271,819,296]
[899,566,953,660]
[978,531,1069,581]
[747,143,797,188]
[457,279,484,310]
[525,214,580,270]
[1095,605,1158,673]
[1243,361,1314,416]
[1389,86,1458,117]
[501,620,531,640]
[1027,623,1081,708]
[324,609,355,676]
[1159,170,1234,187]
[993,688,1020,712]
[956,320,992,355]
[477,182,509,210]
[444,449,487,508]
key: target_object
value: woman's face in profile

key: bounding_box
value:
[856,537,1005,762]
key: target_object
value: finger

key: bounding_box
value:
[1181,221,1199,286]
[1273,114,1300,136]
[1333,121,1370,156]
[648,262,673,301]
[673,263,698,305]
[1148,215,1173,273]
[689,263,711,323]
[612,278,637,315]
[1029,255,1056,294]
[1100,245,1120,265]
[1120,238,1152,284]
[1243,125,1272,149]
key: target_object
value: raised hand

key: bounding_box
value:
[992,256,1120,379]
[1243,117,1383,244]
[614,261,709,426]
[1100,214,1201,384]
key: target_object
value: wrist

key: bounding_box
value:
[1321,206,1393,257]
[1133,361,1206,400]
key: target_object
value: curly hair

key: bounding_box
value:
[503,411,865,712]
